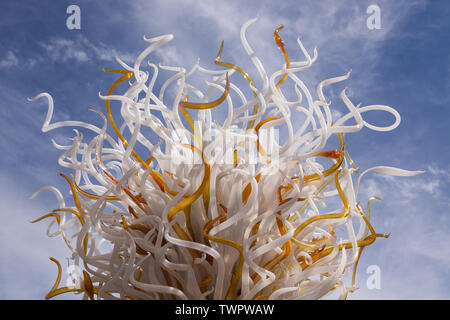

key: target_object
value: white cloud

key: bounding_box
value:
[0,51,19,68]
[39,35,135,64]
[427,165,450,183]
[359,178,383,198]
[0,51,39,69]
[77,36,136,63]
[373,165,449,204]
[40,38,88,62]
[357,162,449,203]
[155,44,184,67]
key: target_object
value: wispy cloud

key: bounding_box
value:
[40,38,89,62]
[0,50,19,68]
[38,35,136,65]
[371,165,450,205]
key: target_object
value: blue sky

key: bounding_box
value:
[0,0,449,299]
